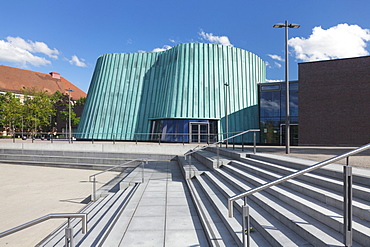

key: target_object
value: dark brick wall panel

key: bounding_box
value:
[298,56,370,145]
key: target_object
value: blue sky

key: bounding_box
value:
[1,0,370,93]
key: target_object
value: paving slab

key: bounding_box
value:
[115,160,207,246]
[0,163,117,247]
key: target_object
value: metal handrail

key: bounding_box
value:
[0,213,87,247]
[227,142,370,247]
[184,129,260,156]
[89,159,147,201]
[9,131,260,147]
[183,129,260,180]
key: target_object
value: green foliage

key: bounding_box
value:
[75,97,86,106]
[21,88,55,131]
[0,92,23,129]
[59,103,80,125]
[0,88,84,133]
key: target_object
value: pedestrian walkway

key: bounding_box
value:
[114,160,207,247]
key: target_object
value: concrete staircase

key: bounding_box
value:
[36,160,206,247]
[0,148,173,170]
[179,147,370,246]
[37,161,146,247]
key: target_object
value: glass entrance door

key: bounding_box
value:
[280,124,299,146]
[190,122,209,143]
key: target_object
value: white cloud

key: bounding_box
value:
[289,23,370,62]
[151,45,172,52]
[198,31,233,47]
[69,55,87,67]
[274,62,282,68]
[0,36,59,67]
[6,36,59,58]
[268,54,284,62]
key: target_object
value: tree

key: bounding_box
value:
[75,97,86,106]
[0,92,23,132]
[21,87,55,132]
[53,91,81,130]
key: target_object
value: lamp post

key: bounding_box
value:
[65,89,74,143]
[273,20,300,154]
[33,115,37,143]
[224,82,229,148]
[49,114,52,132]
[21,116,23,138]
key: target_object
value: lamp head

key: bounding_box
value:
[289,23,300,28]
[273,23,285,28]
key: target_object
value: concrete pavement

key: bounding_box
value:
[113,161,207,247]
[0,164,117,247]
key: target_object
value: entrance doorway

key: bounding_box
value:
[280,124,299,146]
[189,122,209,143]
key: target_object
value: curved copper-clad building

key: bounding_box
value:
[77,43,265,142]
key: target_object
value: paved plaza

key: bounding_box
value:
[0,164,117,247]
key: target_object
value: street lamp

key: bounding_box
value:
[33,115,37,143]
[65,89,74,143]
[273,20,300,154]
[21,116,23,138]
[224,82,229,148]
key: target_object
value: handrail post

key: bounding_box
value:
[242,134,244,151]
[92,176,96,202]
[228,198,233,218]
[141,160,145,183]
[217,142,220,168]
[344,161,353,247]
[188,155,192,179]
[65,218,74,247]
[253,131,257,154]
[242,201,250,247]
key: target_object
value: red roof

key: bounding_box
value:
[0,65,86,100]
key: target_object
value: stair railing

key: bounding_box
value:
[184,129,260,179]
[0,213,87,247]
[89,159,147,201]
[227,142,370,247]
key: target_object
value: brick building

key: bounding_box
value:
[0,65,86,99]
[298,56,370,145]
[0,65,87,133]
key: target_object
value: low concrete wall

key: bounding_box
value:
[0,141,200,156]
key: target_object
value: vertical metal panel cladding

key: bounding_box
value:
[77,43,266,140]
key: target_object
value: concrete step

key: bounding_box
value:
[0,153,136,166]
[0,148,174,161]
[237,156,370,202]
[230,160,370,221]
[219,164,369,246]
[37,184,140,246]
[200,172,306,246]
[192,149,233,170]
[177,155,210,179]
[204,172,308,246]
[248,152,370,187]
[213,168,352,246]
[188,178,239,247]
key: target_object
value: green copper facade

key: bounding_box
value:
[77,43,265,142]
